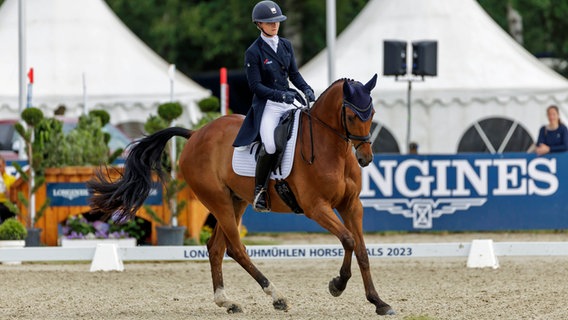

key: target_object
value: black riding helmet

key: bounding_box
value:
[252,1,287,23]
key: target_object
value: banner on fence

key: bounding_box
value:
[47,182,163,206]
[242,152,568,232]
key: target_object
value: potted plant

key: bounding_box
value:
[143,102,188,245]
[0,218,27,264]
[8,107,50,246]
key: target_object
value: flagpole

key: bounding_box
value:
[326,0,336,84]
[18,0,27,159]
[168,64,178,227]
[82,73,88,115]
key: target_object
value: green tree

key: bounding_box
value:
[104,0,367,73]
[478,0,568,76]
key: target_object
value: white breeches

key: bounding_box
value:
[260,100,295,154]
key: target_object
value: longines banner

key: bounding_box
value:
[242,152,567,232]
[46,182,163,207]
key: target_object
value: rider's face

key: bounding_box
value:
[258,22,280,37]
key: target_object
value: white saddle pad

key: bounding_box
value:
[232,109,301,180]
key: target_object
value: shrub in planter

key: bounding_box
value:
[195,96,221,129]
[0,218,27,241]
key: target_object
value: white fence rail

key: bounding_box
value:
[2,241,568,264]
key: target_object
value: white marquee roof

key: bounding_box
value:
[0,0,210,125]
[301,0,568,108]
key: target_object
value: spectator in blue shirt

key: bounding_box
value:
[535,105,568,155]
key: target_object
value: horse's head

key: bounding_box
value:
[340,74,377,167]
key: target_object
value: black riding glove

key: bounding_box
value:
[281,91,296,104]
[304,88,316,102]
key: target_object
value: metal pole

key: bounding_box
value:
[18,0,27,159]
[29,131,35,228]
[168,64,177,227]
[326,0,336,84]
[18,0,26,114]
[82,73,88,115]
[406,80,412,154]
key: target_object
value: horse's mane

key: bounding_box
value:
[316,78,354,103]
[319,78,349,97]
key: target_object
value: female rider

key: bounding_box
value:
[233,1,315,212]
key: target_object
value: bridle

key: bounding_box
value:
[297,97,373,164]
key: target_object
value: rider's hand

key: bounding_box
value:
[295,92,307,106]
[282,91,296,104]
[304,88,316,102]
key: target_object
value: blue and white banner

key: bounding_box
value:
[47,182,163,207]
[242,152,568,232]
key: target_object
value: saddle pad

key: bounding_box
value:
[232,109,301,180]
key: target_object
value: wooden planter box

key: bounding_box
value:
[11,166,210,246]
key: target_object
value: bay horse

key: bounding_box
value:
[88,74,395,316]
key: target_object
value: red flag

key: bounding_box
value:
[27,67,34,84]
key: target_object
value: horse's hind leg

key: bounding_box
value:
[205,194,288,312]
[207,224,242,313]
[222,211,289,311]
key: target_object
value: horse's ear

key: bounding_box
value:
[364,74,378,92]
[343,79,355,98]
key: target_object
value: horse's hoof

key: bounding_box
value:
[273,298,289,311]
[328,279,344,297]
[376,305,396,315]
[226,304,243,314]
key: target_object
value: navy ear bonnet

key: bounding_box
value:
[342,74,377,121]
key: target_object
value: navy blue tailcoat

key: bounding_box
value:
[233,36,311,147]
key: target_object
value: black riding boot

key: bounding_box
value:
[253,146,277,212]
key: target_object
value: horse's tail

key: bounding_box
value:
[88,127,191,222]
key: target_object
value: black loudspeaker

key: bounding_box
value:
[412,41,437,76]
[383,40,407,76]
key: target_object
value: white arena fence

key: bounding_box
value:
[1,241,568,265]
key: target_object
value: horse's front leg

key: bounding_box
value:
[338,201,395,316]
[303,203,357,297]
[328,236,353,297]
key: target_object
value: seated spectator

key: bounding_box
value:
[535,105,568,155]
[408,142,419,154]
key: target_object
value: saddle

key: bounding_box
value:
[232,109,304,214]
[271,110,303,214]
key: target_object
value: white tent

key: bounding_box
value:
[0,0,210,126]
[300,0,568,153]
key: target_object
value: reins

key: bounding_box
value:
[295,97,373,165]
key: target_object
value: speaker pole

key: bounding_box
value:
[384,39,436,154]
[406,80,411,154]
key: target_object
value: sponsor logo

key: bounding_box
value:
[264,58,273,65]
[52,188,89,201]
[47,183,162,206]
[362,198,486,228]
[270,7,277,14]
[361,157,558,228]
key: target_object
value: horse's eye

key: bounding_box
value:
[348,115,356,123]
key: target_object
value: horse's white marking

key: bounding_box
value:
[214,288,230,307]
[263,282,285,302]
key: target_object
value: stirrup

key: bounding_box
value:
[253,188,270,212]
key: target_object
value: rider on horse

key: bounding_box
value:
[233,1,315,212]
